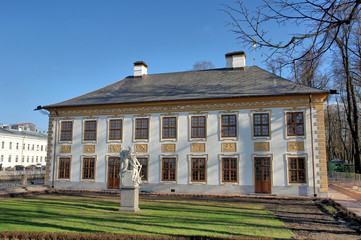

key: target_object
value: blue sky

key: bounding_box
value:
[1,0,274,131]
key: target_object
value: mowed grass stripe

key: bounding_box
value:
[0,194,293,238]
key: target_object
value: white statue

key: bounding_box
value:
[119,146,142,186]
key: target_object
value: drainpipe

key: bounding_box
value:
[309,94,317,197]
[52,110,59,188]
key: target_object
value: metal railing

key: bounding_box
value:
[0,170,45,182]
[330,171,361,188]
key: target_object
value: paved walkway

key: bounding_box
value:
[328,184,361,217]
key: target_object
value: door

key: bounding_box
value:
[254,157,271,193]
[107,157,121,189]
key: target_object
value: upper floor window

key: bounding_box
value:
[31,144,34,150]
[23,143,25,150]
[41,145,43,151]
[254,113,270,137]
[60,121,73,141]
[16,143,19,150]
[288,157,306,183]
[84,120,97,141]
[9,142,12,149]
[28,144,30,150]
[37,145,39,151]
[287,112,304,136]
[8,155,11,162]
[221,115,237,137]
[1,141,4,149]
[82,157,95,180]
[109,119,122,140]
[135,118,149,140]
[162,117,177,139]
[1,155,3,162]
[191,116,206,138]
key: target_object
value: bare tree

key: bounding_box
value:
[224,0,361,173]
[192,61,215,71]
[223,0,361,62]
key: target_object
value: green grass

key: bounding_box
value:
[0,193,293,238]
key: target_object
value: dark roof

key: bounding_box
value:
[0,128,47,140]
[44,66,329,108]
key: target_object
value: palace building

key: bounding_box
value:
[43,52,330,196]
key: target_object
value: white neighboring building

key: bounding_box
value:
[0,126,47,169]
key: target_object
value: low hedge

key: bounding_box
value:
[0,232,273,240]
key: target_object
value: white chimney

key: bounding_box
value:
[134,61,148,77]
[225,51,246,68]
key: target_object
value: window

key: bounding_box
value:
[32,144,34,150]
[9,142,12,149]
[82,157,95,180]
[222,158,238,182]
[191,158,206,182]
[23,143,25,150]
[287,112,304,136]
[22,156,24,162]
[28,144,30,150]
[27,156,29,162]
[221,115,237,137]
[40,156,42,162]
[191,116,206,138]
[59,157,71,179]
[1,141,4,149]
[37,145,39,151]
[289,157,306,183]
[41,145,43,151]
[135,118,149,140]
[60,121,73,141]
[162,157,176,181]
[0,155,3,162]
[254,113,270,137]
[109,119,122,140]
[15,156,18,162]
[84,120,97,141]
[162,117,177,139]
[36,156,38,162]
[16,143,19,150]
[138,157,148,181]
[8,155,11,162]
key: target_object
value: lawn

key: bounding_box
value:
[0,193,293,238]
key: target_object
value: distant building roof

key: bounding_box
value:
[0,128,47,140]
[44,66,329,109]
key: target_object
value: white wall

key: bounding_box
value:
[49,105,322,194]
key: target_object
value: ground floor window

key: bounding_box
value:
[162,157,176,181]
[191,157,206,182]
[59,157,70,179]
[82,157,95,180]
[138,157,148,181]
[222,158,238,182]
[288,157,306,183]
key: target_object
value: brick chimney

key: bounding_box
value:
[225,51,246,68]
[134,61,148,77]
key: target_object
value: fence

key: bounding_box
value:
[0,170,45,182]
[330,171,361,188]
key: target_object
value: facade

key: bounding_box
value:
[43,52,330,197]
[0,125,48,169]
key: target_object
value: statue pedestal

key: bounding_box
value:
[120,186,140,212]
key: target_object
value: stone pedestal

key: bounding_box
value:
[120,186,140,212]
